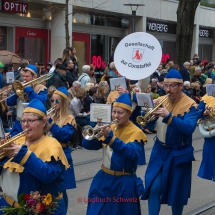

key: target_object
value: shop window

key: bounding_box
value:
[198,44,212,62]
[0,27,7,50]
[162,41,176,62]
[17,37,45,64]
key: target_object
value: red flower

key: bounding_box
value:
[35,203,46,213]
[23,194,30,201]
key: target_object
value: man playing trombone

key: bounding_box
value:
[82,93,147,215]
[141,69,198,215]
[6,64,48,136]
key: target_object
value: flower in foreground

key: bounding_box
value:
[43,193,52,206]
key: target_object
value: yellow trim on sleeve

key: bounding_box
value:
[19,150,31,166]
[167,114,173,125]
[23,107,46,118]
[108,136,116,147]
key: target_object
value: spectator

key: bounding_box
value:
[179,62,190,82]
[193,82,201,104]
[160,69,168,78]
[15,59,29,82]
[151,78,158,87]
[68,81,81,101]
[46,62,53,73]
[201,78,213,97]
[202,68,209,79]
[108,62,118,78]
[190,82,196,98]
[0,62,4,88]
[85,82,94,94]
[66,59,76,88]
[78,65,91,88]
[69,88,93,126]
[151,86,159,99]
[157,76,166,96]
[182,81,192,98]
[95,81,109,104]
[191,67,202,83]
[190,59,201,78]
[89,64,96,84]
[69,47,79,78]
[207,65,214,78]
[62,48,70,66]
[53,64,68,89]
[83,87,98,112]
[144,84,152,94]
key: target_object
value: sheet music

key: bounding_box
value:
[6,72,15,84]
[109,77,127,91]
[136,93,154,108]
[206,84,215,96]
[90,104,112,123]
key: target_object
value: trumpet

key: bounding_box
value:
[47,105,56,118]
[0,74,53,103]
[0,129,28,159]
[136,94,170,127]
[82,119,118,140]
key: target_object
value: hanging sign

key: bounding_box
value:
[114,32,162,80]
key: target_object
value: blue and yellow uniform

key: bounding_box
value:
[142,70,198,215]
[197,95,215,180]
[0,99,69,215]
[83,93,146,215]
[7,65,48,137]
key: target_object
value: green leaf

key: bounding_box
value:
[19,200,25,207]
[18,208,26,215]
[18,194,25,202]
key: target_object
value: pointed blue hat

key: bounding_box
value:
[164,69,183,83]
[54,87,68,99]
[113,93,132,112]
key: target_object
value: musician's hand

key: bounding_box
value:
[99,126,111,138]
[118,87,127,95]
[153,105,169,118]
[203,106,213,116]
[153,99,159,106]
[3,144,22,158]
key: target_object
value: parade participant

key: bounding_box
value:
[0,99,69,215]
[142,69,198,215]
[47,86,76,211]
[82,93,147,215]
[197,94,215,181]
[7,64,48,136]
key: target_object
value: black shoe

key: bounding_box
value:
[142,129,152,134]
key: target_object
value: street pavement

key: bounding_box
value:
[67,128,215,215]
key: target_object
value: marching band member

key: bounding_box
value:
[7,64,48,136]
[82,93,147,215]
[142,69,198,215]
[0,99,69,215]
[47,86,76,211]
[197,94,215,180]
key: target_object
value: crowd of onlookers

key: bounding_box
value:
[0,50,214,144]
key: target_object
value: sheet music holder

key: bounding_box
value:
[136,93,154,108]
[206,84,215,97]
[109,77,127,91]
[90,104,112,123]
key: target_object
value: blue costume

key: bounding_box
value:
[0,99,69,215]
[82,93,147,215]
[142,70,198,215]
[7,65,48,137]
[197,95,215,180]
[48,87,76,211]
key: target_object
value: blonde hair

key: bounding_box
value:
[144,84,151,93]
[48,85,56,98]
[85,82,94,92]
[190,82,196,89]
[203,78,213,87]
[52,94,70,127]
[76,88,86,99]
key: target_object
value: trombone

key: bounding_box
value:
[136,94,170,127]
[0,73,53,103]
[82,119,118,140]
[0,129,28,159]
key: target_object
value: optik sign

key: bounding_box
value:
[2,0,28,14]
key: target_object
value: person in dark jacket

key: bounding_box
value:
[83,87,98,113]
[53,64,68,89]
[179,62,190,82]
[182,81,192,98]
[66,59,77,88]
[157,76,166,96]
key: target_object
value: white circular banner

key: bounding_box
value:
[114,32,162,80]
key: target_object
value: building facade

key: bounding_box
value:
[1,0,215,71]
